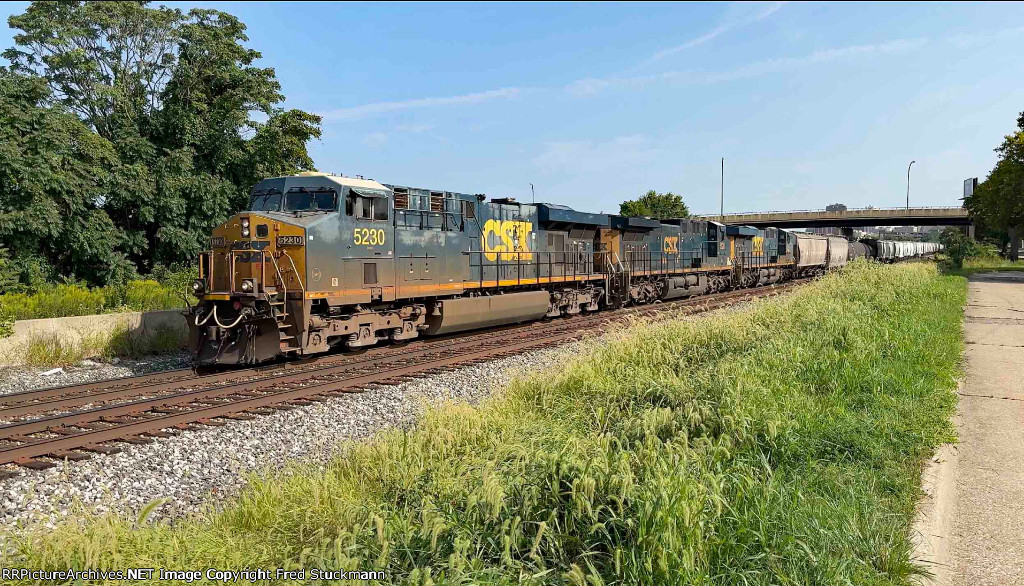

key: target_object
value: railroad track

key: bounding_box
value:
[0,280,808,476]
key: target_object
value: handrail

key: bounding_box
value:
[265,251,288,302]
[281,251,305,295]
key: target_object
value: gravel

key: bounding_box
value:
[0,340,593,535]
[0,353,191,396]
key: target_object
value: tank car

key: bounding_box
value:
[848,241,871,261]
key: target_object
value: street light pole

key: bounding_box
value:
[720,157,724,222]
[906,160,915,210]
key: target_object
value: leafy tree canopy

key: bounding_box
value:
[619,190,690,219]
[964,111,1024,243]
[0,1,321,289]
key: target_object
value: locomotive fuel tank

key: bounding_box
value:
[661,274,708,299]
[424,291,552,335]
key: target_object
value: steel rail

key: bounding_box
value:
[0,280,805,471]
[0,325,572,438]
[0,329,539,419]
[0,280,807,419]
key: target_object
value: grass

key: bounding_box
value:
[937,242,1024,276]
[2,261,965,585]
[954,255,1022,275]
[22,323,185,366]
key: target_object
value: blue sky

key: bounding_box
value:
[2,2,1023,215]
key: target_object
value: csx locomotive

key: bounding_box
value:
[187,172,937,365]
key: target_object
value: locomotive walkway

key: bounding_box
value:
[916,271,1024,586]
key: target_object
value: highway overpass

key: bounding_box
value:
[694,206,970,228]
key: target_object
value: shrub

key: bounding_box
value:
[0,278,189,325]
[938,227,982,269]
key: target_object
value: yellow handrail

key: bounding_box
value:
[265,251,288,302]
[281,251,305,295]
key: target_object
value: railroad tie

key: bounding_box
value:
[79,444,122,455]
[48,450,90,462]
[117,436,154,445]
[196,418,227,427]
[14,457,55,470]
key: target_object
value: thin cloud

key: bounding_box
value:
[946,24,1024,49]
[533,135,660,175]
[395,123,435,133]
[703,37,928,81]
[320,88,523,122]
[568,37,928,95]
[646,1,787,63]
[362,131,388,147]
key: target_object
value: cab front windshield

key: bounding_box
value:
[249,190,282,211]
[249,187,338,212]
[284,188,337,212]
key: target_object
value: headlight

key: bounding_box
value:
[241,218,250,228]
[241,279,254,292]
[191,279,205,296]
[242,227,250,237]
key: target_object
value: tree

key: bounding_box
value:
[0,70,133,288]
[964,111,1024,259]
[4,1,183,142]
[619,190,690,219]
[1,2,322,284]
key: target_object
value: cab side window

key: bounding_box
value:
[346,190,390,221]
[346,194,371,219]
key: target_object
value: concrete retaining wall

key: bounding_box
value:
[0,309,189,366]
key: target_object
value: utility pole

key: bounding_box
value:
[720,157,724,222]
[530,183,535,204]
[906,160,915,210]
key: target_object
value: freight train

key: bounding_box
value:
[186,172,940,366]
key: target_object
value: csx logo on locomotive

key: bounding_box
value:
[663,237,679,254]
[482,219,533,261]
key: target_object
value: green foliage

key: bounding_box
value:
[0,274,189,323]
[619,189,690,219]
[964,111,1024,248]
[938,227,978,269]
[0,1,321,287]
[940,244,1024,276]
[0,70,130,286]
[5,263,965,585]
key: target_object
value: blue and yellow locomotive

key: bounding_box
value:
[187,172,844,366]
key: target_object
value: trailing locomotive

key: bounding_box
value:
[186,172,938,366]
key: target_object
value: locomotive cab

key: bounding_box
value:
[188,172,397,366]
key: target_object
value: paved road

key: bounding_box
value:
[924,271,1024,586]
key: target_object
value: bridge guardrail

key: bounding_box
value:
[695,207,967,219]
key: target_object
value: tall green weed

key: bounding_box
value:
[4,262,965,585]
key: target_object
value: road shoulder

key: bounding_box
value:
[913,271,1024,586]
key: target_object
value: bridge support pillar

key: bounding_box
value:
[841,227,854,240]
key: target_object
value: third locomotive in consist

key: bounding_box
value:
[187,172,939,366]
